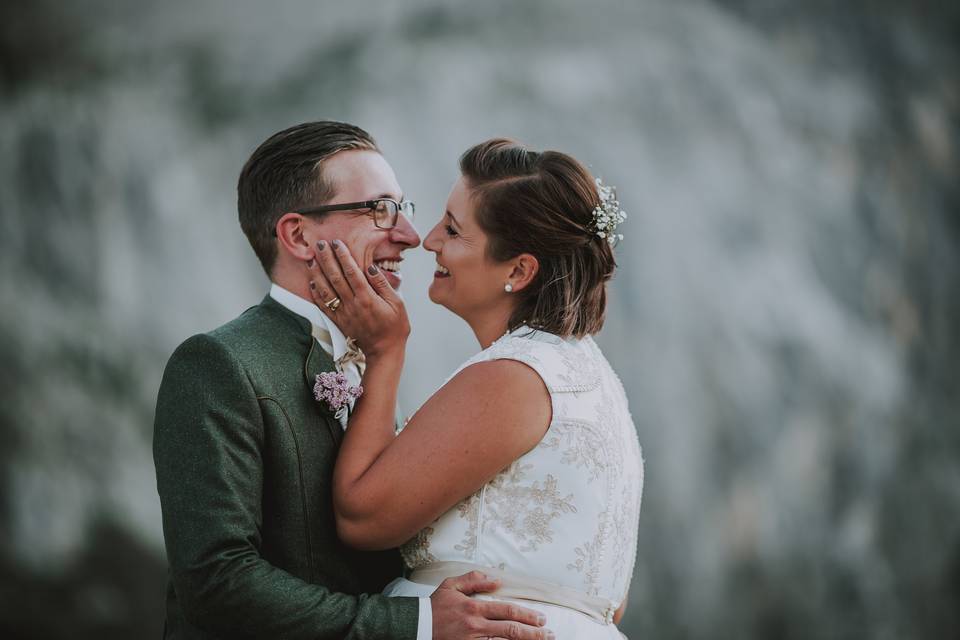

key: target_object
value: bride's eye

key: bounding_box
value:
[445,224,458,237]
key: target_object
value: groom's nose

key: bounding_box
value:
[389,211,421,249]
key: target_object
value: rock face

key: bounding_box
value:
[1,1,957,638]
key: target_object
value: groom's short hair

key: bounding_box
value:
[238,121,379,275]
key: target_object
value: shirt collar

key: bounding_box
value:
[269,283,350,361]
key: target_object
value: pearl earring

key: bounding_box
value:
[504,283,513,293]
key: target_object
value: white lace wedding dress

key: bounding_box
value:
[385,328,644,638]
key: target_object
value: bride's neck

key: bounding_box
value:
[466,306,514,350]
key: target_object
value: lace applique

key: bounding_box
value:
[610,483,639,590]
[490,331,599,394]
[568,522,605,595]
[453,490,482,558]
[537,420,608,482]
[561,342,627,595]
[401,526,437,568]
[483,463,578,553]
[553,340,601,393]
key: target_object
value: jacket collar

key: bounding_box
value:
[258,294,343,444]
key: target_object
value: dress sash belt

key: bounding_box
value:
[408,560,619,624]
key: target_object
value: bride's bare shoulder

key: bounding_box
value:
[404,357,552,459]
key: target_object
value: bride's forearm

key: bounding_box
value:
[332,345,405,525]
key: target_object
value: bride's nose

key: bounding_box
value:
[423,223,443,253]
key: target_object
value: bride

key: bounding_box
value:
[306,138,643,638]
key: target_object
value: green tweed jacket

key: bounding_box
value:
[153,294,419,639]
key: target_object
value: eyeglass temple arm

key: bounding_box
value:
[298,200,384,215]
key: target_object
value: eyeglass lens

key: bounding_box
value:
[372,200,415,229]
[373,200,397,228]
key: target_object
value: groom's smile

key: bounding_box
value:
[305,149,421,290]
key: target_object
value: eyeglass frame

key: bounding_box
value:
[293,198,415,230]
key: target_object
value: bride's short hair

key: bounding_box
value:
[459,138,617,338]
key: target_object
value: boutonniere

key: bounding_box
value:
[313,371,363,417]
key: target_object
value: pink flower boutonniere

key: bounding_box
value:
[313,371,363,417]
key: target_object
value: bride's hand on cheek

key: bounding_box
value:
[306,239,410,358]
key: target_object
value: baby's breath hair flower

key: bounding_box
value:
[590,178,626,246]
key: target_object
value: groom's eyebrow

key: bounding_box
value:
[445,211,461,228]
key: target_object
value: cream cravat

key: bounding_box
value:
[311,325,366,375]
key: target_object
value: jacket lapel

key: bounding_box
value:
[304,337,344,446]
[259,294,344,447]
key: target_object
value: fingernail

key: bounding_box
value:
[331,239,342,249]
[546,632,555,640]
[316,240,326,250]
[309,280,316,290]
[537,615,546,625]
[307,259,315,268]
[367,264,378,275]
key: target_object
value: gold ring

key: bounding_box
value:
[324,297,342,312]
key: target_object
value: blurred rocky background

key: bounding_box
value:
[1,0,957,638]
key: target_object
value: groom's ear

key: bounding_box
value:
[507,253,539,293]
[275,213,315,261]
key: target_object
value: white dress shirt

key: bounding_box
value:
[268,284,432,639]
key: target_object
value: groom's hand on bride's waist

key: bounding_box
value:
[430,570,554,640]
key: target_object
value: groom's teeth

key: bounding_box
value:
[375,260,400,273]
[436,264,450,275]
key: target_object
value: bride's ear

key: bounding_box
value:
[275,213,315,261]
[506,253,539,293]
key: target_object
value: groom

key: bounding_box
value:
[153,121,549,639]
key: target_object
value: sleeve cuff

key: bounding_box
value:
[416,596,432,640]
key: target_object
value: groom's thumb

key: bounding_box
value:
[442,570,500,596]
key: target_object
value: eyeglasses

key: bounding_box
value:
[295,198,415,230]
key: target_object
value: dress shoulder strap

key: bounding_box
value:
[456,329,601,395]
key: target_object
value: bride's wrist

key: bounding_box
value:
[364,340,406,362]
